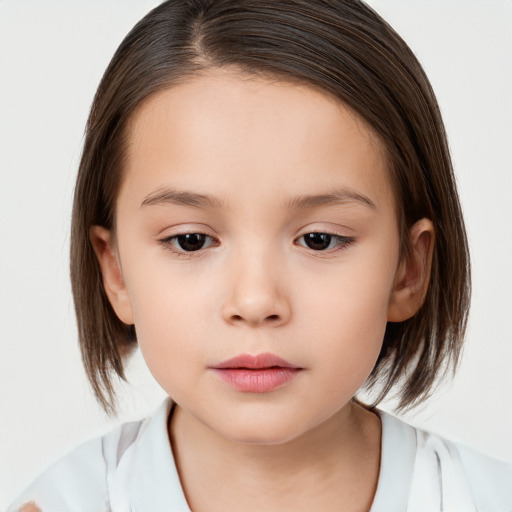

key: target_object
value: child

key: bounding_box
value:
[7,0,512,510]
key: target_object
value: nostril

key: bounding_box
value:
[230,313,280,324]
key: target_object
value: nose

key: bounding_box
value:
[221,247,291,328]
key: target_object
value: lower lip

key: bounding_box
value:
[213,368,301,393]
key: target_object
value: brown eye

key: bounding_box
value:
[303,233,332,250]
[175,233,208,251]
[297,232,355,251]
[160,232,217,254]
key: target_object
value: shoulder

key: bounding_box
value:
[415,425,512,504]
[6,419,146,512]
[452,440,512,510]
[378,410,512,511]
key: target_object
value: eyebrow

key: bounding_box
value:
[286,189,376,210]
[141,188,225,209]
[140,187,376,210]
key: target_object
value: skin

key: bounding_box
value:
[91,69,434,511]
[19,504,41,512]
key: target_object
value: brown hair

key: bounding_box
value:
[71,0,470,414]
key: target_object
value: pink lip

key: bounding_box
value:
[210,353,302,393]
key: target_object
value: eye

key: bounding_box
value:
[297,232,354,251]
[161,233,216,253]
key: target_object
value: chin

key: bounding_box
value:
[211,410,312,446]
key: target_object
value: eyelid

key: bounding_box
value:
[294,229,356,254]
[158,231,219,257]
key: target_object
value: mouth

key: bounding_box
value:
[210,353,302,393]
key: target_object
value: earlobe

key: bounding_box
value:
[89,226,135,325]
[387,218,435,322]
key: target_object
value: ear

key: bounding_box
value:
[387,218,435,322]
[90,226,134,325]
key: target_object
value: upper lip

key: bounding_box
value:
[211,353,300,370]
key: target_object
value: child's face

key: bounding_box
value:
[99,70,408,444]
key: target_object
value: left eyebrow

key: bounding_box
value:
[140,186,376,211]
[286,188,377,210]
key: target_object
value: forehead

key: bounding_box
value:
[120,70,393,213]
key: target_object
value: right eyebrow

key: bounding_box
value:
[140,188,225,209]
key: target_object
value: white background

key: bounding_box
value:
[0,0,511,507]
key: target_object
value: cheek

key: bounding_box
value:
[306,289,387,388]
[297,246,398,379]
[121,250,223,388]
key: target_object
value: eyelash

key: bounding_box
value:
[158,231,355,257]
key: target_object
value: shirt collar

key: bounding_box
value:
[130,398,191,511]
[369,409,417,512]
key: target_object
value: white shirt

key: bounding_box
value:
[7,398,512,512]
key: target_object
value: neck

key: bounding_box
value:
[169,401,381,512]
